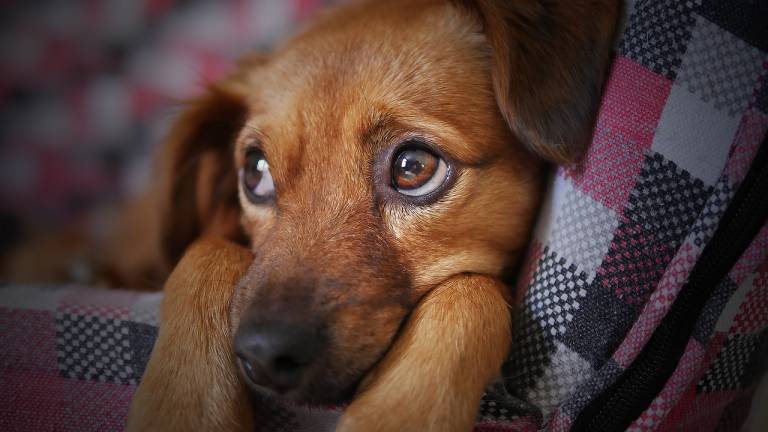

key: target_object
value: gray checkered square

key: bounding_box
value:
[502,307,557,393]
[697,332,767,392]
[699,0,768,52]
[689,176,735,247]
[500,249,591,412]
[129,322,157,381]
[677,15,767,117]
[561,277,637,365]
[478,380,530,423]
[626,152,711,251]
[478,398,515,423]
[525,248,590,338]
[55,312,137,385]
[599,152,711,306]
[526,341,593,419]
[550,187,619,281]
[619,0,701,80]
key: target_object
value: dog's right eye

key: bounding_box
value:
[241,148,275,203]
[392,146,448,197]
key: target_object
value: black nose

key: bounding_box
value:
[234,320,323,393]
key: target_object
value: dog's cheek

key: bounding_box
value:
[386,159,542,289]
[239,212,275,250]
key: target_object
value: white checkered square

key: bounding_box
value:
[533,174,571,245]
[651,83,741,186]
[549,186,619,282]
[129,292,162,326]
[677,15,767,118]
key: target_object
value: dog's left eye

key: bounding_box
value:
[392,145,448,197]
[241,148,275,203]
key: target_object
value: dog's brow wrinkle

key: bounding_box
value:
[359,113,397,148]
[242,123,259,133]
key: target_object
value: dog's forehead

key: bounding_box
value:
[244,0,505,152]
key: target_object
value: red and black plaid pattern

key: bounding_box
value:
[478,1,768,430]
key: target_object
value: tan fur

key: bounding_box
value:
[127,238,253,431]
[338,274,512,432]
[6,0,620,430]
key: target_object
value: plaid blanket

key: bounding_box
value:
[2,0,768,431]
[478,0,768,430]
[0,285,348,431]
[0,286,159,431]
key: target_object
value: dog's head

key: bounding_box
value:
[159,0,618,404]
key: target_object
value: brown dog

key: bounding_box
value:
[122,0,621,430]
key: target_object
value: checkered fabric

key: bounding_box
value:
[477,1,768,431]
[2,1,767,431]
[0,286,158,431]
[0,285,344,432]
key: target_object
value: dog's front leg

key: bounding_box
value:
[338,274,512,432]
[127,237,253,432]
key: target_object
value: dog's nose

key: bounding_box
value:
[234,320,322,392]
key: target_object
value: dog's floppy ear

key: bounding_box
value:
[158,55,263,266]
[459,0,620,163]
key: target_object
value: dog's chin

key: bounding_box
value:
[238,363,361,407]
[248,383,356,408]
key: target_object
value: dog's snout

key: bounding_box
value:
[234,319,323,393]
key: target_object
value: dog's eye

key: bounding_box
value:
[241,148,275,203]
[392,146,448,197]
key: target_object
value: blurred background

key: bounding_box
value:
[0,0,334,257]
